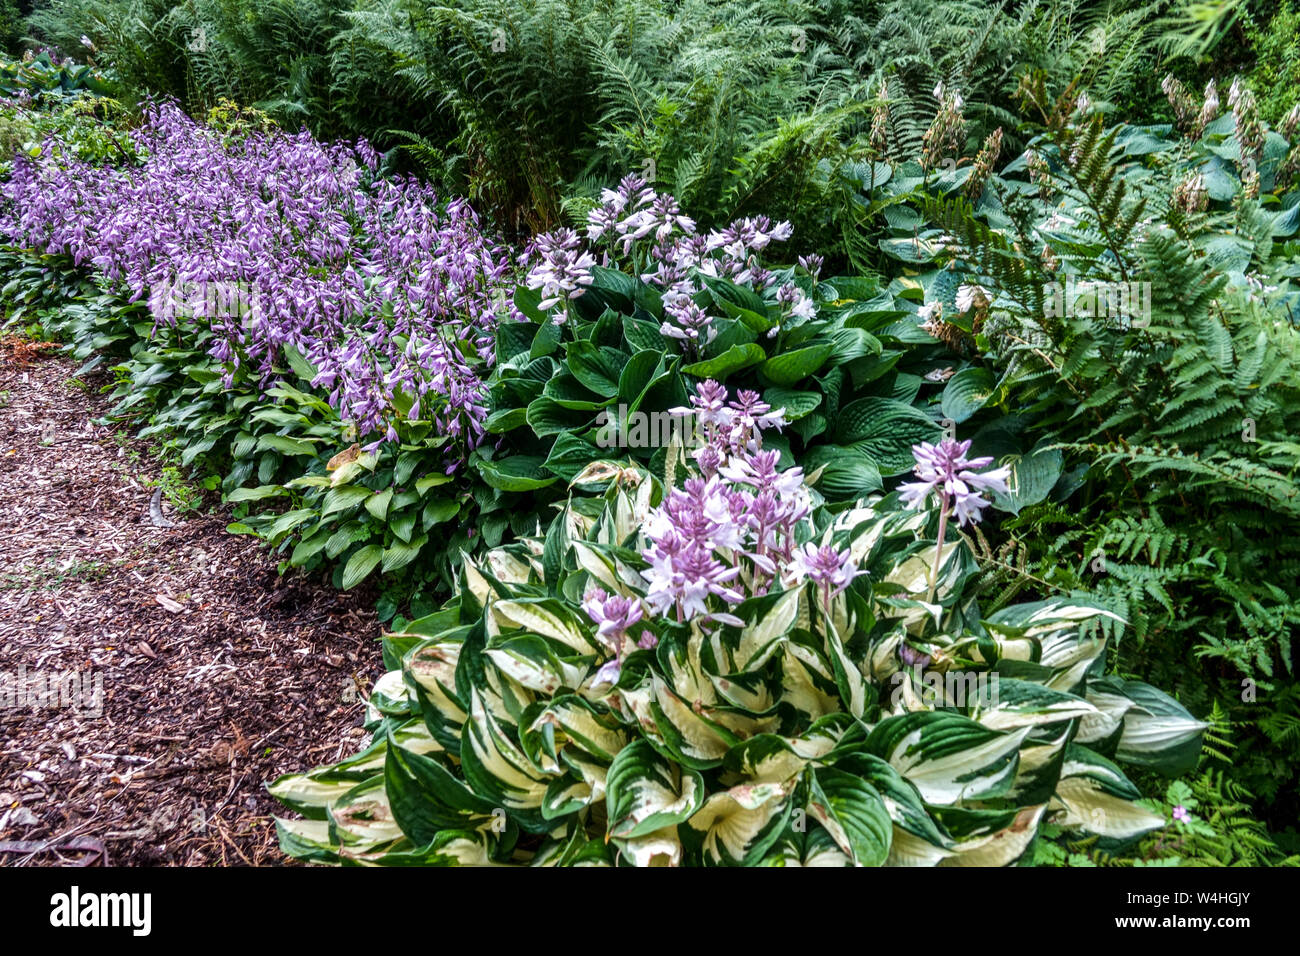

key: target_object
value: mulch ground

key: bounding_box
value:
[0,339,383,866]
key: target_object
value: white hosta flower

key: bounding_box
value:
[955,283,990,314]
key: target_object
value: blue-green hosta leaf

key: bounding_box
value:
[940,366,996,423]
[606,740,704,840]
[685,780,793,866]
[808,768,892,865]
[835,397,942,475]
[475,454,559,492]
[867,711,1030,805]
[803,444,883,499]
[565,339,626,397]
[757,343,834,386]
[681,343,766,380]
[990,444,1062,515]
[762,387,821,422]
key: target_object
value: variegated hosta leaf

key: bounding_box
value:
[1054,746,1165,839]
[605,740,704,840]
[272,486,1198,867]
[405,638,467,749]
[807,768,893,865]
[491,597,599,655]
[976,678,1099,730]
[938,806,1045,867]
[1112,679,1208,774]
[761,824,854,867]
[867,711,1030,805]
[686,780,793,866]
[459,689,552,831]
[384,735,500,844]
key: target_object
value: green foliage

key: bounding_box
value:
[897,79,1300,834]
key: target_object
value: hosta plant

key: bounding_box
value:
[271,383,1204,865]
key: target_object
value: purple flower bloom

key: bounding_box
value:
[899,438,1011,526]
[790,543,859,596]
[1172,805,1191,823]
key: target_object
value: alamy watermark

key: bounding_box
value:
[595,405,704,450]
[0,666,104,718]
[888,668,999,708]
[148,278,263,324]
[1043,278,1151,328]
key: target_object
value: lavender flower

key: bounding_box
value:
[582,586,646,685]
[900,438,1010,527]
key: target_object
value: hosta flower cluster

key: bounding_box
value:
[524,173,817,337]
[271,389,1204,866]
[0,101,514,449]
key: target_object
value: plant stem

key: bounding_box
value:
[926,494,950,605]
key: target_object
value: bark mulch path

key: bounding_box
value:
[0,340,382,865]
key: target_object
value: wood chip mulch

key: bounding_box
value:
[0,342,384,866]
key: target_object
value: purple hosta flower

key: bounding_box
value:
[726,390,787,451]
[776,282,816,323]
[659,297,716,352]
[636,630,658,650]
[1172,805,1191,823]
[899,643,932,669]
[797,253,824,279]
[525,228,595,314]
[582,586,646,685]
[0,101,512,449]
[642,532,746,622]
[790,543,859,599]
[900,438,1010,527]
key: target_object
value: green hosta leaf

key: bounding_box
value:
[606,740,704,840]
[835,397,941,475]
[682,343,766,380]
[322,485,372,517]
[364,488,394,521]
[226,484,286,503]
[757,344,833,386]
[256,433,317,456]
[382,535,427,573]
[341,544,383,589]
[476,455,559,492]
[940,367,996,424]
